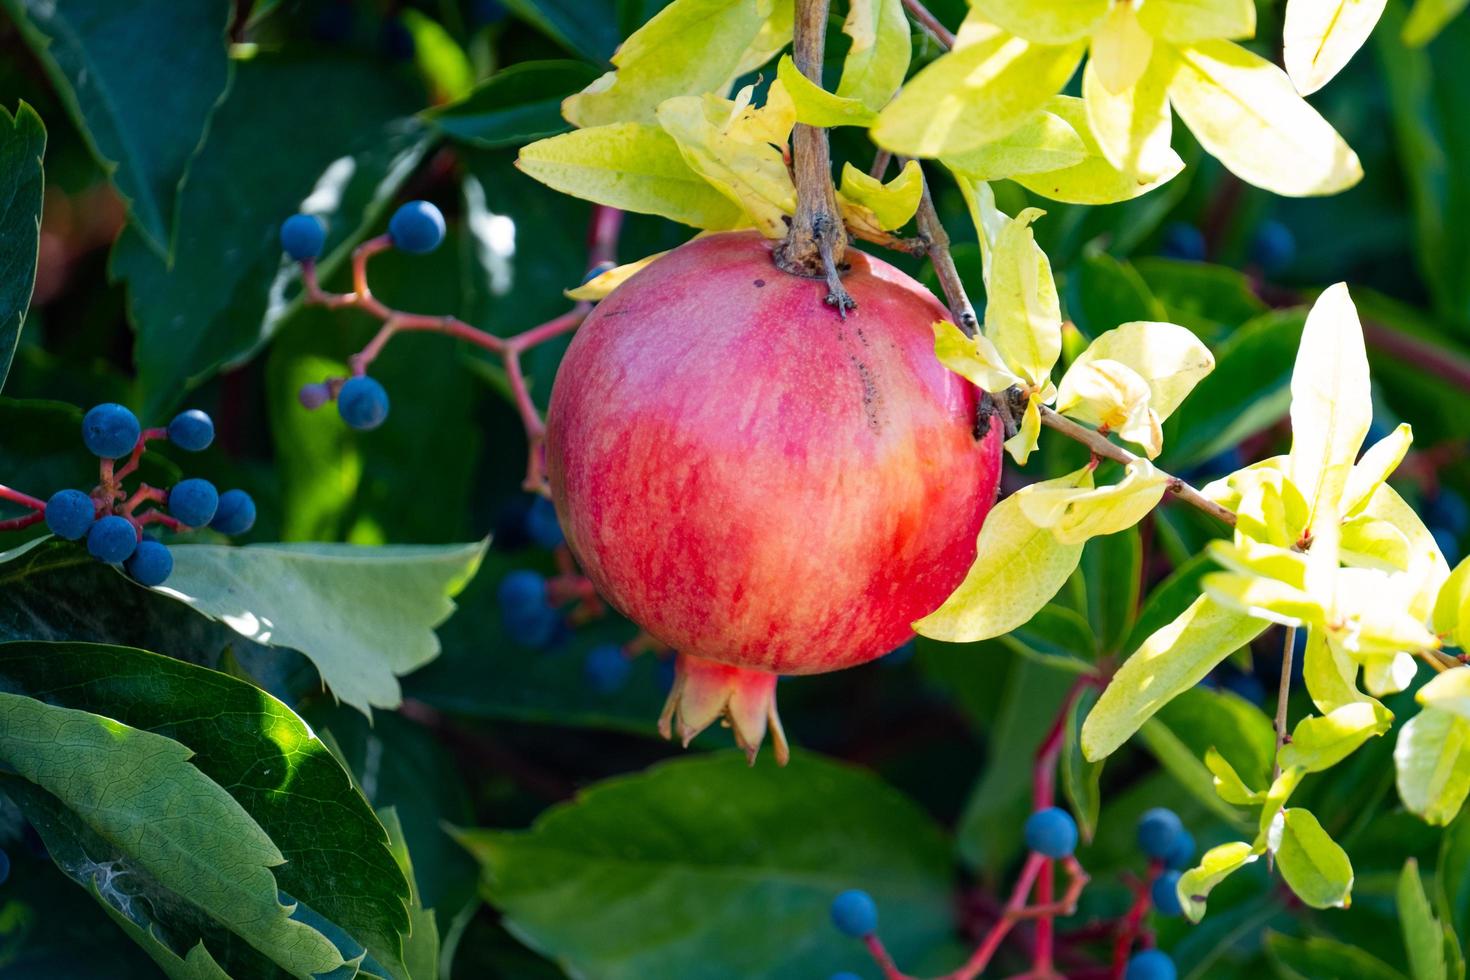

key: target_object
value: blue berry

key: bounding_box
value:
[499,570,556,646]
[169,479,219,528]
[580,261,616,285]
[299,383,330,410]
[499,569,548,612]
[81,403,141,459]
[211,489,257,535]
[1138,808,1184,860]
[829,974,862,980]
[388,201,445,254]
[280,214,326,261]
[1163,830,1195,871]
[1160,222,1206,262]
[0,847,8,885]
[1024,807,1079,859]
[1249,219,1296,273]
[585,644,632,693]
[830,890,878,937]
[1151,870,1183,917]
[505,605,558,647]
[87,516,138,564]
[167,409,215,452]
[1126,950,1177,980]
[125,538,174,586]
[338,376,390,431]
[526,496,565,549]
[44,489,95,541]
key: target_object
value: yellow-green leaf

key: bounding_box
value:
[836,0,911,110]
[1343,422,1414,517]
[1395,706,1470,825]
[518,124,746,229]
[1287,283,1371,530]
[655,85,797,237]
[776,55,877,127]
[1083,49,1177,179]
[1434,557,1470,647]
[1339,514,1413,572]
[1303,627,1367,713]
[1419,669,1470,719]
[1206,747,1265,805]
[1404,0,1470,44]
[1166,40,1363,196]
[836,159,923,232]
[1017,460,1170,544]
[984,207,1062,386]
[1357,484,1453,622]
[1138,0,1258,42]
[1090,2,1156,93]
[1056,357,1161,455]
[914,493,1085,643]
[565,249,671,300]
[1082,596,1269,760]
[933,319,1024,393]
[968,0,1110,44]
[563,0,793,128]
[1279,701,1393,773]
[1179,841,1261,922]
[873,20,1086,158]
[942,109,1089,179]
[1010,94,1184,205]
[1270,808,1354,909]
[1284,0,1389,96]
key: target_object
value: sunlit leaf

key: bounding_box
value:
[968,0,1110,44]
[835,0,911,110]
[1139,0,1258,42]
[1284,0,1389,95]
[1179,840,1260,922]
[1396,706,1470,826]
[1166,41,1363,196]
[941,109,1089,179]
[1206,747,1265,805]
[1433,557,1470,649]
[836,160,923,235]
[984,207,1062,386]
[1016,460,1170,544]
[776,56,877,127]
[1269,808,1354,910]
[1279,701,1393,772]
[915,493,1085,643]
[1083,47,1177,179]
[565,248,674,300]
[1009,94,1184,205]
[1403,0,1470,45]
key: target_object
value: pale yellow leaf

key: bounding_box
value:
[1011,94,1184,204]
[914,492,1084,642]
[873,27,1086,158]
[1082,596,1269,760]
[1342,422,1413,517]
[564,0,793,128]
[836,160,923,233]
[565,249,670,300]
[1017,459,1169,544]
[1395,706,1470,824]
[1418,668,1470,719]
[1055,358,1160,456]
[1167,40,1363,196]
[932,320,1023,393]
[1005,393,1045,465]
[1179,841,1261,922]
[518,124,746,229]
[984,208,1062,385]
[1284,0,1389,95]
[1139,0,1258,42]
[1303,628,1366,715]
[1203,572,1326,628]
[776,55,878,127]
[1060,318,1213,424]
[1287,283,1371,529]
[942,110,1090,180]
[1084,51,1177,179]
[968,0,1111,44]
[1338,514,1412,572]
[1090,3,1155,93]
[836,0,912,110]
[1433,557,1470,647]
[1357,484,1452,621]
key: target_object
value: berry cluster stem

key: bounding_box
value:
[1109,863,1162,978]
[300,205,624,492]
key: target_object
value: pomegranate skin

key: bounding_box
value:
[546,231,1003,676]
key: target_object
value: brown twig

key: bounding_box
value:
[1272,625,1297,781]
[901,0,957,48]
[773,0,854,315]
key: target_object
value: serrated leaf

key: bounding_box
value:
[776,55,877,127]
[1271,808,1354,909]
[0,103,43,396]
[519,122,747,230]
[1179,840,1260,922]
[0,640,413,977]
[873,20,1085,158]
[1082,595,1268,760]
[836,0,912,110]
[429,60,602,148]
[562,0,792,128]
[1008,94,1184,205]
[0,691,344,975]
[1166,40,1363,196]
[1401,858,1450,980]
[915,492,1084,643]
[1285,0,1389,96]
[0,0,229,257]
[155,541,486,714]
[457,752,953,978]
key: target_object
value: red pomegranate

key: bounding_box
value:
[546,231,1004,762]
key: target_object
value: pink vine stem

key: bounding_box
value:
[300,205,624,493]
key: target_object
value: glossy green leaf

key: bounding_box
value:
[1400,858,1450,980]
[1061,686,1104,841]
[502,0,623,60]
[1279,701,1394,773]
[1396,706,1470,825]
[457,752,953,978]
[429,61,602,148]
[112,54,432,418]
[0,103,43,395]
[0,0,229,256]
[1271,808,1354,910]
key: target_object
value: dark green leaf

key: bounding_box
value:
[1265,931,1408,980]
[0,0,228,256]
[1400,858,1449,980]
[1080,528,1141,657]
[0,102,43,395]
[458,751,953,979]
[1064,249,1165,339]
[1126,551,1217,653]
[1133,258,1267,341]
[111,54,432,418]
[502,0,621,62]
[1061,685,1103,841]
[429,61,601,148]
[0,640,413,977]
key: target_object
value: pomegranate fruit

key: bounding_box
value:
[546,231,1004,762]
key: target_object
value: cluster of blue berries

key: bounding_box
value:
[1159,218,1296,275]
[281,201,448,434]
[41,404,255,586]
[1138,807,1193,919]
